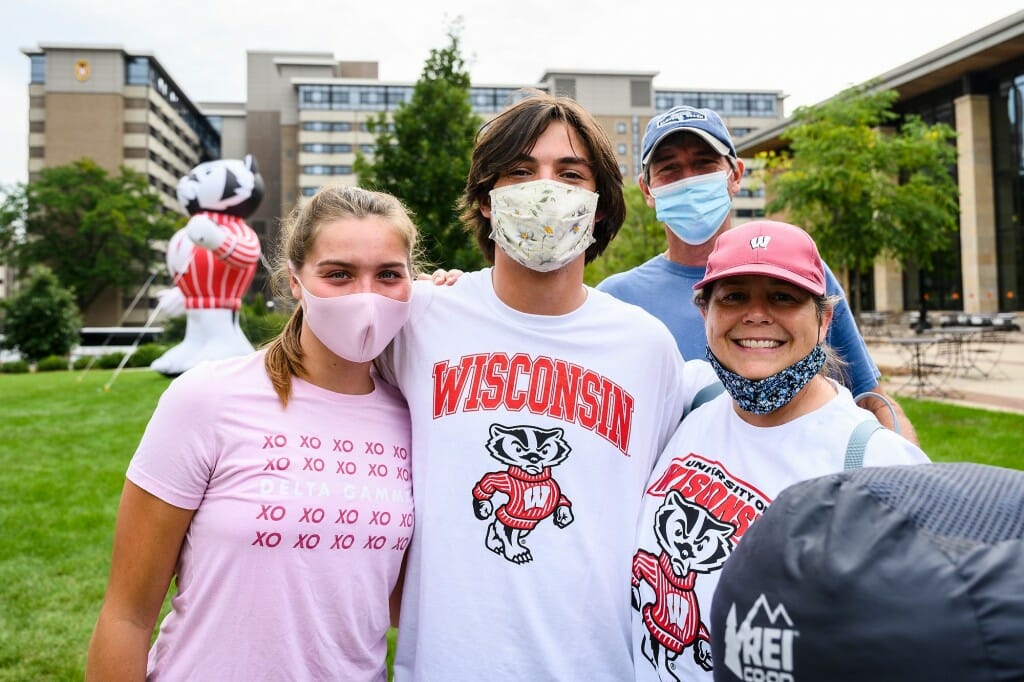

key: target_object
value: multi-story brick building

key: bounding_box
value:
[18,43,783,325]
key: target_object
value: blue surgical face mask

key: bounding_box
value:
[650,170,732,245]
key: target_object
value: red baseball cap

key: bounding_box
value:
[693,220,826,296]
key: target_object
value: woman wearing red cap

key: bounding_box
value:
[629,220,928,682]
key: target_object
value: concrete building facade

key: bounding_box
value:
[19,43,219,325]
[18,43,784,326]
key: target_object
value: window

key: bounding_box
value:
[302,121,354,132]
[29,54,45,84]
[359,87,382,106]
[125,57,149,85]
[301,187,319,197]
[653,91,778,118]
[360,144,375,154]
[630,80,650,108]
[301,143,353,154]
[617,144,627,155]
[616,122,627,134]
[301,165,353,176]
[553,78,576,100]
[619,164,628,176]
[470,87,526,113]
[298,85,331,110]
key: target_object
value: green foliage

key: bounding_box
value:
[73,356,92,370]
[240,296,291,347]
[0,359,29,373]
[0,159,183,312]
[159,314,186,344]
[0,265,82,361]
[126,343,169,368]
[36,354,70,372]
[96,352,127,369]
[761,84,959,312]
[355,21,484,271]
[585,185,664,285]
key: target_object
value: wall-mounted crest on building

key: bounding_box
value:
[74,59,90,82]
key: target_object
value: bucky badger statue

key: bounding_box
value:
[150,155,264,376]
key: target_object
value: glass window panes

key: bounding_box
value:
[125,57,149,85]
[30,54,46,84]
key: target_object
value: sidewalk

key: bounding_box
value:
[866,330,1024,415]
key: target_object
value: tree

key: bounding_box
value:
[584,184,663,286]
[761,84,959,314]
[355,22,484,271]
[0,265,82,361]
[0,159,182,313]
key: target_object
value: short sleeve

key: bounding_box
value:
[126,368,221,509]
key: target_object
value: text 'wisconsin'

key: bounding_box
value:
[432,352,635,455]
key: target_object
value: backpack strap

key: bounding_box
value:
[688,381,725,418]
[853,391,901,436]
[844,419,883,470]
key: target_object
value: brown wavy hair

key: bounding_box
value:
[263,185,420,407]
[459,89,626,264]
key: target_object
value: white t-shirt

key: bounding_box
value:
[631,383,929,682]
[127,351,412,681]
[383,270,714,681]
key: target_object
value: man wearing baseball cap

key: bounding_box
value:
[597,105,916,440]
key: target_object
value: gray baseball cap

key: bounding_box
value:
[710,462,1024,682]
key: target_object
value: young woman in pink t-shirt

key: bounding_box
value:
[87,186,421,681]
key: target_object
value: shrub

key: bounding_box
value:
[35,355,69,372]
[72,356,93,370]
[0,360,30,374]
[127,343,168,368]
[0,266,82,361]
[241,297,291,347]
[159,314,186,344]
[96,352,127,369]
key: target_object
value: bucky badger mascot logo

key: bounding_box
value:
[472,423,574,564]
[150,155,264,376]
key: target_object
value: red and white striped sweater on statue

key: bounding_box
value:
[174,212,261,311]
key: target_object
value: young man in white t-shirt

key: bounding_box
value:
[384,92,715,681]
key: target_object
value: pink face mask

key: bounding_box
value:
[293,276,411,363]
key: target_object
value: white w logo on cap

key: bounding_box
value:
[749,235,771,249]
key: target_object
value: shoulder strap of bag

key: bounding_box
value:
[844,419,884,470]
[853,391,901,436]
[687,381,725,419]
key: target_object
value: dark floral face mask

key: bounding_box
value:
[706,345,826,415]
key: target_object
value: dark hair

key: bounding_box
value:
[459,90,626,264]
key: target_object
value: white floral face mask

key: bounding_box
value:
[488,179,599,272]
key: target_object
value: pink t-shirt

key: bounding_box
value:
[127,351,412,681]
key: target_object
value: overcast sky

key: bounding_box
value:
[3,0,1023,186]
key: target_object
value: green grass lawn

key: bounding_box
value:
[1,370,1021,680]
